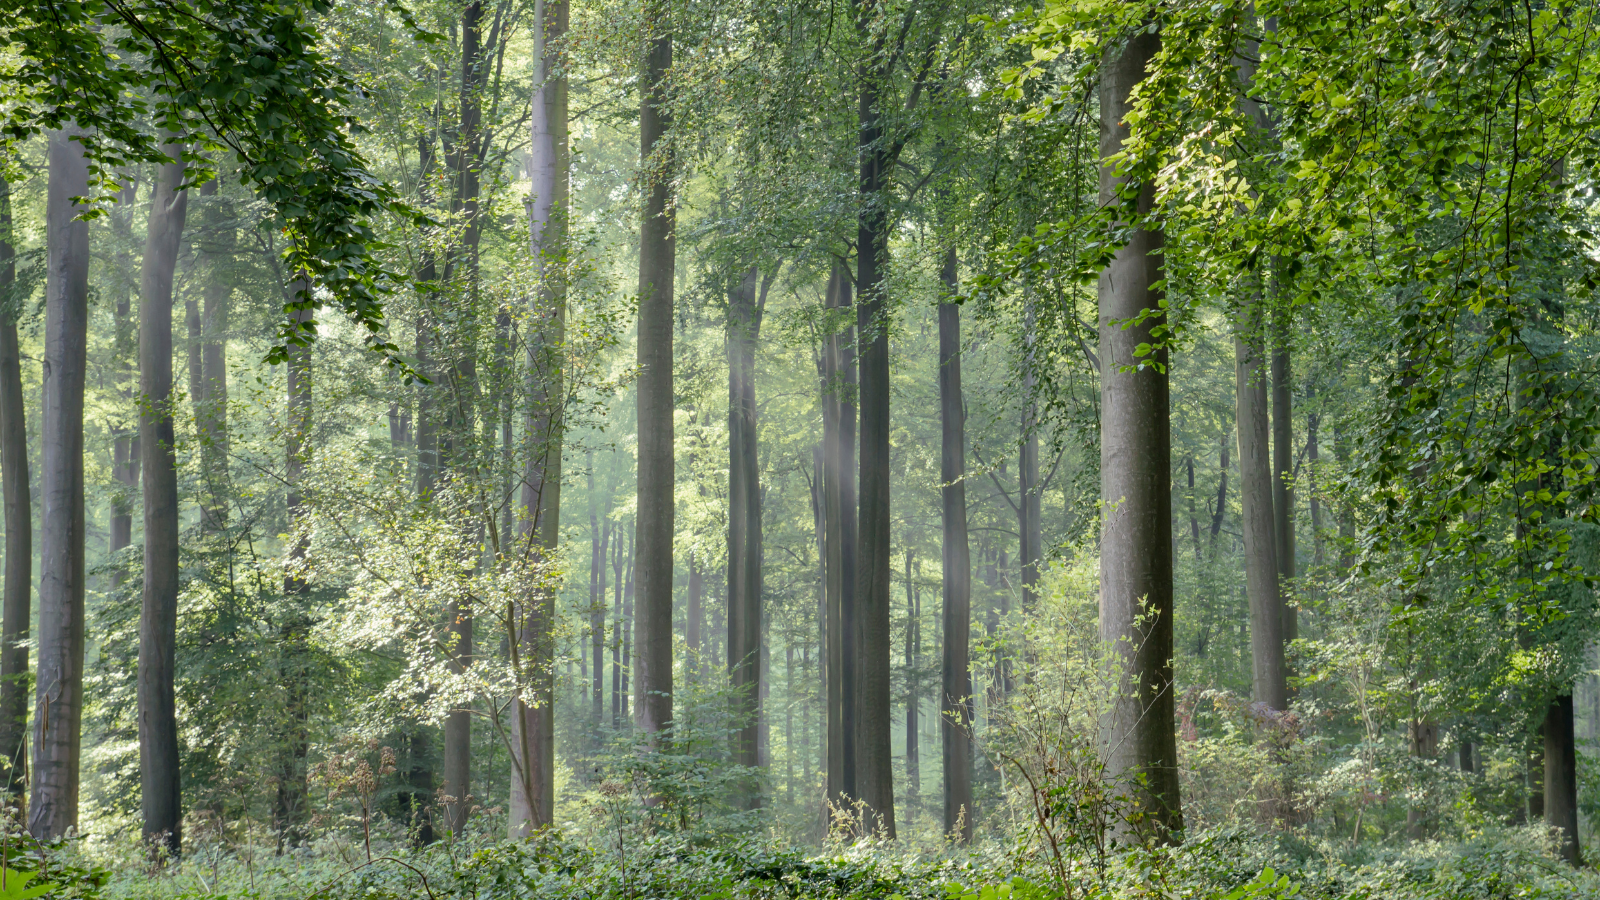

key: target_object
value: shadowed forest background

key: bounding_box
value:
[1,0,1600,897]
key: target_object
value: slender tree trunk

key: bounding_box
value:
[623,538,634,721]
[0,179,29,801]
[904,551,918,811]
[195,178,230,533]
[110,178,139,588]
[687,555,703,676]
[594,519,608,724]
[31,126,91,841]
[1334,424,1353,573]
[823,263,858,811]
[1307,411,1323,571]
[785,642,795,804]
[1237,317,1285,711]
[510,0,569,836]
[633,11,675,742]
[1271,315,1295,644]
[1097,28,1182,840]
[1210,432,1229,552]
[1019,300,1041,614]
[277,285,314,851]
[728,266,767,806]
[938,245,974,842]
[612,532,623,727]
[854,44,896,838]
[139,137,189,856]
[1544,695,1580,865]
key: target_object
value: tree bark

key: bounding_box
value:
[1097,27,1182,840]
[1307,411,1323,571]
[0,178,29,801]
[855,55,896,836]
[822,262,858,813]
[1544,694,1581,865]
[728,266,769,806]
[1237,319,1285,712]
[195,177,230,533]
[904,550,918,810]
[139,136,189,856]
[938,245,973,842]
[31,125,91,841]
[110,177,140,587]
[594,517,608,724]
[1019,300,1042,613]
[612,531,624,727]
[1271,316,1295,644]
[277,284,314,851]
[633,13,675,742]
[510,0,568,836]
[1210,431,1229,552]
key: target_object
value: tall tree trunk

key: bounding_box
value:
[1209,432,1229,553]
[822,262,858,812]
[0,178,29,801]
[938,245,974,842]
[1237,316,1285,712]
[195,178,230,533]
[855,45,895,832]
[1334,423,1353,573]
[612,531,623,727]
[904,550,918,811]
[1186,456,1202,561]
[1307,411,1323,571]
[31,126,91,841]
[785,642,795,804]
[510,0,569,836]
[110,178,140,587]
[1271,313,1295,644]
[633,10,675,742]
[623,541,634,719]
[1097,27,1182,840]
[728,266,768,806]
[687,555,703,676]
[139,136,189,856]
[276,285,314,851]
[1019,299,1041,613]
[594,518,608,725]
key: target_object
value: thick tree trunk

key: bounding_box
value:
[938,246,974,842]
[1271,319,1295,644]
[1237,320,1286,712]
[510,0,568,836]
[634,17,675,742]
[139,137,189,856]
[31,126,91,841]
[855,59,896,836]
[1097,28,1182,840]
[1544,694,1581,865]
[195,178,230,533]
[277,286,314,851]
[0,179,29,801]
[728,266,769,806]
[823,263,858,811]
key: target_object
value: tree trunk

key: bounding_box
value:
[276,284,314,851]
[1544,694,1581,865]
[823,262,858,811]
[1186,456,1202,561]
[1210,431,1229,552]
[855,53,896,834]
[1307,411,1323,571]
[1097,27,1182,840]
[1271,316,1295,644]
[633,15,675,742]
[904,550,918,811]
[938,245,974,842]
[0,178,29,801]
[510,0,568,836]
[110,178,139,588]
[728,266,766,806]
[687,555,703,676]
[612,531,623,727]
[195,177,230,533]
[31,125,91,841]
[594,518,608,725]
[1019,300,1041,613]
[139,136,189,856]
[1237,319,1285,712]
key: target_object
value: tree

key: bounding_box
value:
[938,245,973,842]
[31,125,91,841]
[634,5,675,741]
[1096,25,1181,840]
[0,176,29,802]
[138,136,189,856]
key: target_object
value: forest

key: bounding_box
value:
[0,0,1598,897]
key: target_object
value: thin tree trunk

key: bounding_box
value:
[904,550,918,811]
[612,531,623,727]
[31,126,91,841]
[1307,411,1323,571]
[1237,318,1285,711]
[110,177,139,588]
[938,245,974,842]
[785,642,795,805]
[823,262,858,812]
[687,555,703,676]
[1186,456,1202,561]
[594,518,608,725]
[1334,424,1353,573]
[633,11,675,742]
[139,136,189,856]
[277,284,314,851]
[0,178,29,801]
[728,266,767,806]
[195,177,230,533]
[1271,314,1295,644]
[510,0,568,836]
[622,535,634,722]
[1097,27,1182,840]
[1019,299,1041,613]
[1210,432,1229,552]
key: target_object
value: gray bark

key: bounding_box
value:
[31,126,91,841]
[1271,319,1295,644]
[1097,28,1182,839]
[195,177,230,533]
[729,266,772,806]
[938,245,973,841]
[0,178,29,799]
[139,136,189,855]
[1237,319,1285,712]
[633,18,675,741]
[277,284,313,850]
[822,262,858,811]
[1544,694,1581,865]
